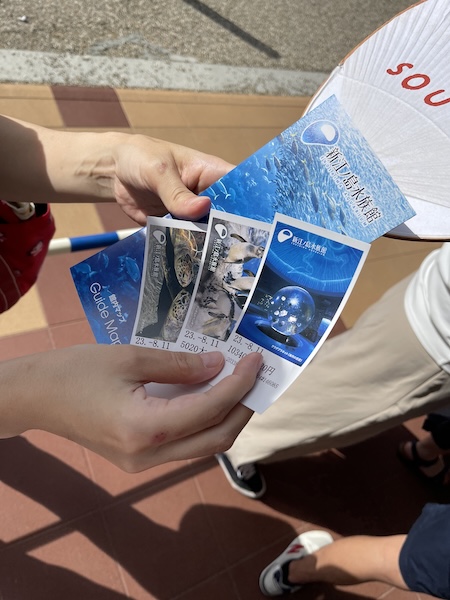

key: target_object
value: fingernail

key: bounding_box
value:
[249,352,264,369]
[201,351,224,369]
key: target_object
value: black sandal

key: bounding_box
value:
[397,441,449,487]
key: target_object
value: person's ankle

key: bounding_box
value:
[287,559,306,585]
[414,440,440,462]
[411,441,446,477]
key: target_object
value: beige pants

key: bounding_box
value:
[227,275,450,467]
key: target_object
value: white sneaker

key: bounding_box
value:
[259,530,334,596]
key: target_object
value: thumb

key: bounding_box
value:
[153,165,211,220]
[128,348,225,385]
[163,187,211,221]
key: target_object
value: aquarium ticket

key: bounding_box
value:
[131,217,207,349]
[174,211,271,353]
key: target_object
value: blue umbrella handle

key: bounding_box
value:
[48,228,141,255]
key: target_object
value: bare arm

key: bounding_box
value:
[0,115,234,223]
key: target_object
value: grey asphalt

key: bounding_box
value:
[0,0,416,93]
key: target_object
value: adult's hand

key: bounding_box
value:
[111,135,235,224]
[0,345,261,472]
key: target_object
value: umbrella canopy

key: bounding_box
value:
[306,0,450,240]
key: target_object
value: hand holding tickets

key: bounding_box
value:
[0,345,262,472]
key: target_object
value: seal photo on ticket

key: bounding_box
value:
[175,210,271,352]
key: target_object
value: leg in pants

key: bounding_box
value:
[228,275,450,468]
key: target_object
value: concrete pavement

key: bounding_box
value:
[0,1,416,92]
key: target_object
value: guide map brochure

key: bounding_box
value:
[72,95,414,411]
[132,211,369,412]
[71,227,145,345]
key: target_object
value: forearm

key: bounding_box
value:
[0,115,122,204]
[0,352,54,438]
[0,114,233,223]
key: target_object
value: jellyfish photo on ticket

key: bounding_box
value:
[236,214,370,367]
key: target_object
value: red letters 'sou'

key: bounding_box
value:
[386,62,414,76]
[386,63,450,106]
[424,90,450,107]
[402,74,430,90]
